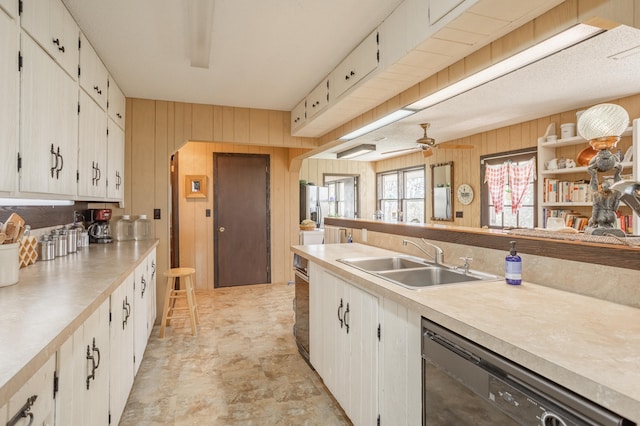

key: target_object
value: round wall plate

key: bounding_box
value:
[457,184,474,205]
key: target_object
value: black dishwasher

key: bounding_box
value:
[293,254,310,364]
[421,318,635,426]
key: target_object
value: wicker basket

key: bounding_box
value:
[300,224,316,231]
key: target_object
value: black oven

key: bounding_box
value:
[422,318,634,426]
[293,254,310,364]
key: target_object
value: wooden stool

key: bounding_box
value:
[159,267,199,338]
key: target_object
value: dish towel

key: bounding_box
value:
[484,163,507,214]
[508,157,536,214]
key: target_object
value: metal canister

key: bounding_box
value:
[53,233,67,257]
[37,237,55,261]
[66,228,78,253]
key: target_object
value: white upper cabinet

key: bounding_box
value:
[79,32,108,110]
[429,0,465,25]
[332,29,379,100]
[107,76,126,129]
[290,99,306,133]
[19,34,78,197]
[78,90,108,199]
[306,77,329,120]
[20,0,78,78]
[0,0,16,18]
[0,9,18,193]
[106,118,124,201]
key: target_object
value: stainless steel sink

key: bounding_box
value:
[337,256,500,289]
[338,256,428,271]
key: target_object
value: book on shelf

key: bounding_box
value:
[617,213,634,234]
[542,208,589,230]
[542,178,591,203]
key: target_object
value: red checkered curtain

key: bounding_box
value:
[484,163,507,214]
[508,157,536,214]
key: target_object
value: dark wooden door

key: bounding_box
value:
[214,153,270,287]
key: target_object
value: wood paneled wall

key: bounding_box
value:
[177,142,298,290]
[125,100,312,312]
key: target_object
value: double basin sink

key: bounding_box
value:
[337,256,500,290]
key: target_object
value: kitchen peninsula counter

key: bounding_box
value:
[0,240,158,407]
[291,242,640,423]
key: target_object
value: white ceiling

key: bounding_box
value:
[61,0,403,111]
[316,24,640,161]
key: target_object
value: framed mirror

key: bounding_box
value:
[431,162,453,221]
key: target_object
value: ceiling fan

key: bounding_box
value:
[384,123,475,158]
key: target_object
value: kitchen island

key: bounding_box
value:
[0,240,158,421]
[291,242,640,423]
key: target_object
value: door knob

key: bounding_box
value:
[218,227,225,232]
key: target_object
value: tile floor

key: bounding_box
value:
[119,282,351,425]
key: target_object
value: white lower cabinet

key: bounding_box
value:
[309,263,379,425]
[109,272,136,426]
[134,250,156,374]
[379,297,422,425]
[4,355,55,426]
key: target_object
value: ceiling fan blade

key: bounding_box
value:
[435,143,475,150]
[382,147,418,155]
[422,148,433,158]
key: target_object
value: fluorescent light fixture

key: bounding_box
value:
[189,0,216,68]
[406,24,604,111]
[337,144,376,159]
[0,198,75,206]
[339,109,415,141]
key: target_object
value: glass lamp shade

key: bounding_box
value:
[577,103,629,144]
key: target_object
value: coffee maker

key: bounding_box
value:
[84,209,113,244]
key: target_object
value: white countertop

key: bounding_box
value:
[291,243,640,423]
[0,240,158,407]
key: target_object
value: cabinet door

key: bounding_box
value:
[78,90,107,198]
[20,34,78,196]
[306,78,329,120]
[49,0,78,78]
[133,258,149,374]
[343,282,379,426]
[109,273,135,426]
[106,119,124,200]
[71,299,110,426]
[5,355,55,426]
[0,9,18,193]
[332,29,379,99]
[146,249,157,337]
[0,0,17,18]
[55,334,73,426]
[290,98,306,132]
[20,0,78,78]
[79,33,108,109]
[379,297,421,425]
[107,77,126,129]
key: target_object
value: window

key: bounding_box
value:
[481,149,537,229]
[324,175,358,218]
[377,166,425,222]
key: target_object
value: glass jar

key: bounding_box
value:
[133,214,152,241]
[115,215,135,241]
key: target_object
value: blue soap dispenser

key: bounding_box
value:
[505,241,522,285]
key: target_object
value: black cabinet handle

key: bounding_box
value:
[59,45,65,53]
[337,298,344,328]
[92,161,96,185]
[52,38,60,46]
[116,113,122,119]
[7,395,37,426]
[141,276,147,297]
[95,163,101,183]
[151,261,156,279]
[122,297,131,329]
[343,303,350,334]
[50,144,58,178]
[85,338,101,389]
[93,85,102,95]
[56,147,63,179]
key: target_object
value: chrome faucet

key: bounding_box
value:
[402,239,444,265]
